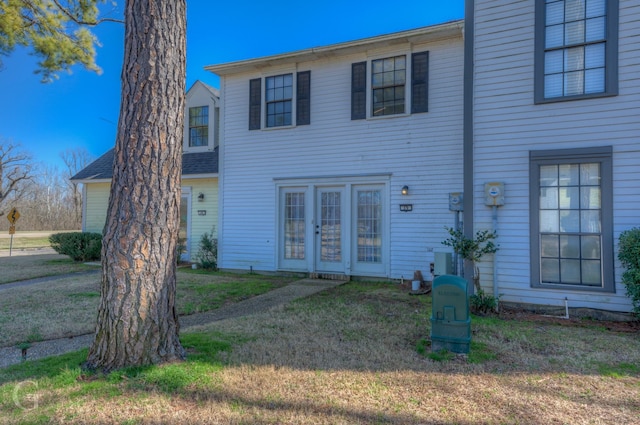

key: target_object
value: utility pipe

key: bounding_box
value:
[492,205,499,311]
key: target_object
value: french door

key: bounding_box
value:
[278,182,387,276]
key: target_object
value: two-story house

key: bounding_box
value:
[206,21,465,280]
[465,0,638,313]
[208,0,638,315]
[71,80,220,261]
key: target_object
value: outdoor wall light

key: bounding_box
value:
[401,185,409,196]
[198,192,205,202]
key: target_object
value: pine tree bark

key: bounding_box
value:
[86,0,186,371]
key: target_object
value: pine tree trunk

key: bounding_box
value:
[86,0,186,371]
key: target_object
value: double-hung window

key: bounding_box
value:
[248,71,311,130]
[188,106,209,147]
[352,51,428,120]
[530,147,613,292]
[535,0,618,102]
[266,74,293,127]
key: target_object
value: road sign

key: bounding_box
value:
[9,225,15,235]
[7,207,20,224]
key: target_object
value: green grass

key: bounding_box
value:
[596,362,640,378]
[176,273,294,315]
[0,333,233,424]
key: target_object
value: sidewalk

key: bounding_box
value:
[0,247,57,258]
[0,277,347,368]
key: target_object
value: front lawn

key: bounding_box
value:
[1,281,638,424]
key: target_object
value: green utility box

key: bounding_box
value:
[430,274,471,354]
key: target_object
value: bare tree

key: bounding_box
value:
[0,140,33,217]
[61,147,94,224]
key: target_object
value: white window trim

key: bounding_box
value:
[365,53,413,120]
[260,69,298,130]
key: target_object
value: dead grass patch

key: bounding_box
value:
[1,282,638,424]
[0,270,295,348]
[0,254,97,284]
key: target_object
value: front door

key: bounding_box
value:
[315,187,345,273]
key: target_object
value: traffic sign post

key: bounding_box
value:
[6,208,20,257]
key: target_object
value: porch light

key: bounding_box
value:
[401,185,409,196]
[198,192,205,202]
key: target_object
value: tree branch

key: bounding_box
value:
[51,0,124,25]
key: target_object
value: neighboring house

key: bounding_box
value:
[71,80,220,261]
[207,22,465,280]
[466,0,638,313]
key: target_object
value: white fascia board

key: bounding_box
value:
[206,20,464,76]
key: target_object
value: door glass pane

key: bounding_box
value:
[180,195,189,257]
[357,190,382,263]
[284,192,305,260]
[321,192,341,262]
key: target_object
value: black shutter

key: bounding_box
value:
[296,71,311,126]
[351,61,367,120]
[249,78,261,130]
[411,51,429,114]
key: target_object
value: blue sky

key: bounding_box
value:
[0,0,464,169]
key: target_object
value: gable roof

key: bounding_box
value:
[71,146,219,182]
[187,80,219,98]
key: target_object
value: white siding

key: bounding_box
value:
[473,0,640,312]
[218,33,464,279]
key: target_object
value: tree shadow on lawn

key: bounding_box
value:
[1,284,639,424]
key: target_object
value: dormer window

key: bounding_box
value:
[189,106,209,147]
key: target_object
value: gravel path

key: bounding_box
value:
[0,278,346,369]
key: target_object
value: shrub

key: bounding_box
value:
[49,232,102,262]
[470,288,500,315]
[196,231,217,270]
[618,227,640,317]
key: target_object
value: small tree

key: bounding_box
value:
[618,227,640,317]
[441,226,498,293]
